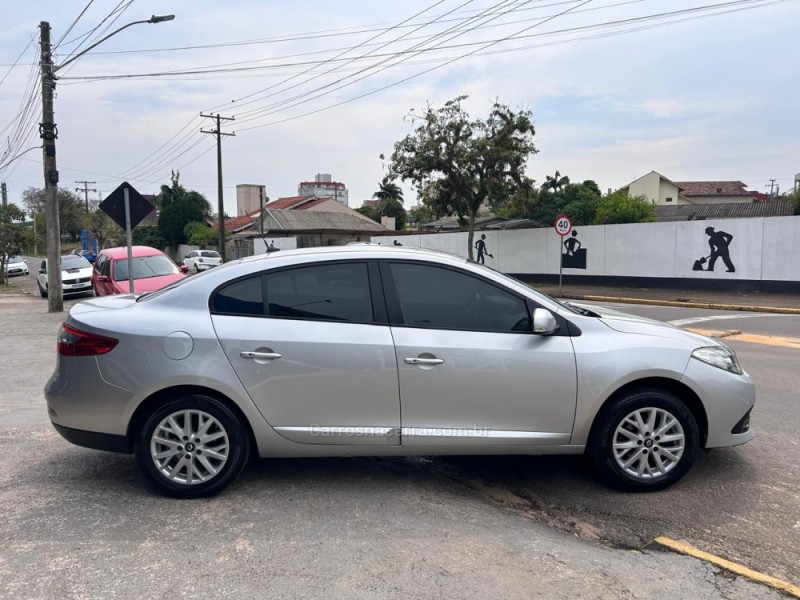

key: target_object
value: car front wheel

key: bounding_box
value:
[135,395,250,498]
[588,389,699,492]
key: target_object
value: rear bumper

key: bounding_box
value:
[52,423,131,453]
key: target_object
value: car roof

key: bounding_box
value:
[239,244,466,265]
[100,246,166,259]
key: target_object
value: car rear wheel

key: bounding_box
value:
[135,395,250,498]
[588,389,698,492]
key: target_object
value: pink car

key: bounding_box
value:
[92,246,187,296]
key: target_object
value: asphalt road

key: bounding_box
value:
[1,263,798,597]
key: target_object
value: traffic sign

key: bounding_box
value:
[99,182,154,230]
[554,215,572,237]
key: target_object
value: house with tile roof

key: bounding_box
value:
[672,180,753,204]
[621,171,692,205]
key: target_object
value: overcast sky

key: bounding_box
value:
[1,0,798,215]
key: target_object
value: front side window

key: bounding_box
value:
[388,263,530,333]
[114,255,179,281]
[265,263,373,323]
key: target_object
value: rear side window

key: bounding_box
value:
[211,262,374,323]
[212,276,264,316]
[265,263,373,323]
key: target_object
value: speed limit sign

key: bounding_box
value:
[554,215,572,237]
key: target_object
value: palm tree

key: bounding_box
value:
[543,170,570,193]
[373,177,404,204]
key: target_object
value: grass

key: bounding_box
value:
[0,281,22,293]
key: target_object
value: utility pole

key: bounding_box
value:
[768,179,776,199]
[1,182,7,206]
[75,180,96,213]
[37,15,174,313]
[259,185,265,241]
[39,21,62,312]
[201,113,235,262]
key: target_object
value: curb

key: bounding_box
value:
[648,537,800,598]
[557,294,800,315]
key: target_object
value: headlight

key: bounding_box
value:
[691,346,743,375]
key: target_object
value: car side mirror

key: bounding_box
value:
[179,265,189,273]
[38,268,45,274]
[532,308,560,335]
[96,275,110,283]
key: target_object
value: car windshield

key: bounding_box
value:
[114,255,179,281]
[9,256,23,263]
[61,255,91,270]
[200,251,220,258]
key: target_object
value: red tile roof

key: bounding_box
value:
[264,195,317,210]
[673,181,750,196]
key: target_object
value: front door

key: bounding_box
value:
[211,261,401,446]
[381,261,577,447]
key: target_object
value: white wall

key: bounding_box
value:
[373,216,800,283]
[254,237,298,255]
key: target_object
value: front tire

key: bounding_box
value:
[588,389,699,492]
[135,395,250,498]
[38,282,47,298]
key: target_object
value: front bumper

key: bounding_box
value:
[682,357,756,448]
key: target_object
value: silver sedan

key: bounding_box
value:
[45,246,755,497]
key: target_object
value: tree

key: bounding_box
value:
[408,204,437,227]
[184,222,220,248]
[493,178,539,221]
[132,226,168,249]
[783,189,800,215]
[85,210,121,250]
[21,187,85,242]
[594,190,657,225]
[389,96,537,260]
[559,180,601,226]
[0,204,32,284]
[373,177,404,204]
[543,170,570,193]
[157,172,212,247]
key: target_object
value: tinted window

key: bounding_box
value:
[212,276,264,316]
[388,263,530,332]
[114,255,179,280]
[61,255,90,270]
[265,263,373,323]
[200,251,220,258]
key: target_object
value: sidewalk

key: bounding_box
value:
[530,282,800,313]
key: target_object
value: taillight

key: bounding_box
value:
[57,323,118,356]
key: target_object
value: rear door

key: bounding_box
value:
[211,260,401,446]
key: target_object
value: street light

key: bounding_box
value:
[39,15,175,312]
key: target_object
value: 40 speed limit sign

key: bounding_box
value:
[554,215,572,236]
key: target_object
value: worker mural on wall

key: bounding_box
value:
[562,230,587,269]
[692,227,736,273]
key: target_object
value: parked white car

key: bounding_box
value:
[183,250,222,273]
[4,255,29,276]
[37,254,94,298]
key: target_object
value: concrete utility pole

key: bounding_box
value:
[75,181,97,213]
[39,21,62,312]
[38,15,175,313]
[201,113,235,263]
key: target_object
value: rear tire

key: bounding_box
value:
[135,394,250,498]
[588,388,698,492]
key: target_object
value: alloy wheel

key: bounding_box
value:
[612,407,685,480]
[150,409,230,485]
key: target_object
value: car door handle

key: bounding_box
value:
[404,357,445,365]
[240,351,282,360]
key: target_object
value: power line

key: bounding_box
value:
[53,0,97,50]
